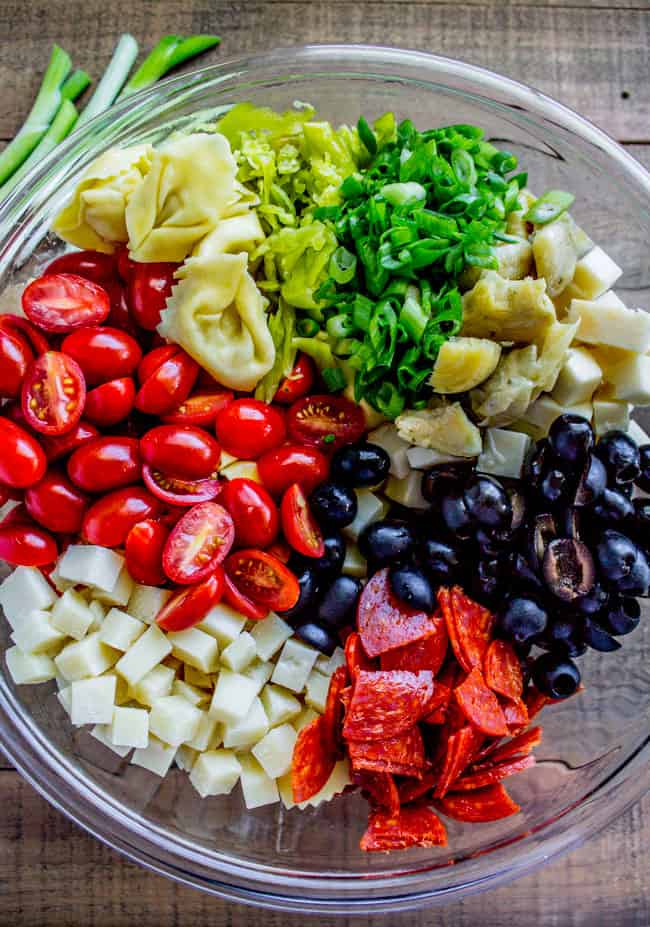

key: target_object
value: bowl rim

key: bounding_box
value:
[1,42,650,914]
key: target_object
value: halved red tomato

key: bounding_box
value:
[156,569,225,632]
[137,345,179,384]
[104,281,139,337]
[82,487,162,547]
[221,478,279,549]
[257,444,329,496]
[221,572,268,621]
[0,327,33,398]
[67,436,141,492]
[61,326,142,385]
[84,377,135,427]
[224,549,300,612]
[142,463,222,506]
[215,398,286,460]
[45,250,117,283]
[24,469,89,534]
[266,540,292,564]
[162,391,233,428]
[0,522,57,566]
[162,502,235,585]
[41,419,99,462]
[0,316,50,356]
[21,351,86,436]
[140,425,221,481]
[127,262,178,331]
[125,518,169,586]
[135,349,198,416]
[286,394,366,451]
[274,354,315,404]
[281,483,325,558]
[22,273,111,333]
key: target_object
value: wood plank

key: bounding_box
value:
[0,2,648,142]
[0,768,649,926]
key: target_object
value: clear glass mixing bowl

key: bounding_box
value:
[1,44,649,915]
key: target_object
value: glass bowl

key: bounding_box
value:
[1,44,650,915]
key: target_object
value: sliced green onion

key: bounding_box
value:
[77,34,139,126]
[524,189,575,226]
[61,70,92,102]
[357,116,377,156]
[341,174,365,200]
[492,150,518,174]
[373,382,405,418]
[399,289,429,341]
[1,100,78,195]
[329,246,357,284]
[380,181,426,207]
[0,44,71,185]
[451,148,477,187]
[322,367,346,392]
[326,314,355,340]
[296,318,320,338]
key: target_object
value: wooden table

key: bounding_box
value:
[1,1,649,923]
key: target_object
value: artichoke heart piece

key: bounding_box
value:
[471,344,538,427]
[429,337,502,394]
[395,402,482,457]
[461,271,556,344]
[532,319,580,397]
[532,214,584,298]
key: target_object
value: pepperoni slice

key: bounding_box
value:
[433,725,484,799]
[291,715,336,804]
[358,568,436,659]
[484,639,523,700]
[436,784,520,822]
[454,665,509,737]
[348,726,426,778]
[360,804,447,852]
[380,610,448,675]
[450,755,536,791]
[342,669,435,741]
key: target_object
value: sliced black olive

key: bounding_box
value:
[574,453,607,507]
[527,512,556,571]
[543,538,595,602]
[557,507,583,541]
[596,430,641,485]
[582,618,622,652]
[523,439,551,492]
[505,551,544,592]
[421,462,473,506]
[507,485,527,532]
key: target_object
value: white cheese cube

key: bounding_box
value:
[209,669,259,725]
[90,723,131,758]
[172,678,210,708]
[175,744,198,772]
[304,670,331,713]
[48,561,75,593]
[343,490,389,541]
[51,589,95,641]
[384,471,429,510]
[250,613,293,662]
[593,395,632,436]
[199,602,247,646]
[149,695,202,747]
[221,460,260,482]
[628,420,650,446]
[477,428,532,479]
[321,646,346,677]
[261,684,301,727]
[594,290,627,310]
[608,355,650,405]
[110,706,149,748]
[57,685,72,716]
[10,609,66,655]
[238,755,279,809]
[525,395,564,433]
[113,672,131,705]
[222,697,269,749]
[242,659,274,694]
[55,632,120,681]
[6,646,56,684]
[71,675,116,725]
[115,624,172,686]
[167,627,220,673]
[127,584,172,624]
[185,711,221,752]
[99,609,145,651]
[552,347,603,406]
[570,246,623,300]
[91,565,134,608]
[367,424,410,479]
[569,402,593,422]
[252,723,297,779]
[57,545,124,593]
[189,749,242,798]
[406,446,467,470]
[131,663,176,707]
[88,599,107,631]
[220,631,256,672]
[567,298,650,353]
[271,638,318,693]
[292,706,319,733]
[0,566,57,627]
[183,665,214,689]
[131,735,176,776]
[342,543,367,578]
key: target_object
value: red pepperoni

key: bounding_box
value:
[360,804,447,852]
[348,726,426,778]
[344,631,376,679]
[438,586,495,674]
[473,726,543,768]
[451,755,536,791]
[353,770,400,817]
[433,725,484,799]
[358,568,436,659]
[380,609,448,676]
[454,665,509,738]
[483,639,523,700]
[436,784,520,823]
[342,669,435,741]
[291,715,335,805]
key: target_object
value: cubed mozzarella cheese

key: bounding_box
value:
[477,428,532,479]
[115,625,172,687]
[175,745,198,773]
[172,678,210,708]
[167,627,220,673]
[222,696,269,749]
[607,355,650,405]
[149,695,202,747]
[406,446,467,470]
[552,347,603,406]
[593,395,632,436]
[6,646,56,684]
[10,609,66,655]
[183,665,214,689]
[242,659,274,694]
[628,420,650,446]
[292,705,319,733]
[91,565,134,608]
[567,297,650,353]
[131,735,177,776]
[321,647,346,677]
[57,545,124,593]
[198,602,247,647]
[51,589,95,640]
[367,424,410,479]
[0,566,57,627]
[88,599,107,631]
[304,670,330,713]
[342,543,367,578]
[525,395,564,433]
[110,706,149,748]
[189,749,242,798]
[251,723,297,779]
[57,685,73,716]
[99,608,146,651]
[210,669,259,725]
[221,461,261,482]
[71,675,116,725]
[127,584,172,624]
[220,631,256,673]
[48,562,76,593]
[131,663,176,707]
[250,613,293,662]
[239,755,280,809]
[185,711,221,752]
[260,684,301,727]
[55,632,120,681]
[343,491,389,541]
[570,246,623,300]
[271,639,318,693]
[384,471,428,510]
[90,723,132,758]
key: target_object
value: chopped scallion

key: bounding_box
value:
[322,367,346,392]
[524,189,575,226]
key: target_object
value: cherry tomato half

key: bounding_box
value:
[116,246,136,283]
[0,522,57,566]
[224,549,300,612]
[21,351,86,436]
[142,463,222,506]
[45,250,117,284]
[140,425,221,481]
[163,501,235,585]
[0,316,50,356]
[41,420,99,463]
[137,345,179,384]
[128,262,178,331]
[67,436,141,493]
[266,540,292,564]
[162,391,233,428]
[22,273,111,333]
[287,394,366,451]
[61,326,142,386]
[156,569,225,632]
[257,444,330,497]
[0,416,47,488]
[281,483,325,558]
[135,349,198,416]
[222,572,268,621]
[221,478,279,549]
[215,399,286,460]
[0,327,33,398]
[84,377,135,427]
[274,354,315,405]
[125,518,169,586]
[82,486,162,547]
[24,469,89,534]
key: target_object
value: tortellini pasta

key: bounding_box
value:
[194,212,265,259]
[52,144,153,252]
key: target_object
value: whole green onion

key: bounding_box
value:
[524,189,575,226]
[1,100,78,195]
[77,34,139,126]
[60,70,92,102]
[121,34,221,98]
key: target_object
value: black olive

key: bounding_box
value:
[309,481,358,528]
[330,443,390,487]
[574,453,607,507]
[635,444,650,493]
[295,622,338,655]
[541,617,587,658]
[472,558,502,603]
[543,538,595,602]
[277,565,320,621]
[595,529,650,595]
[556,507,583,541]
[358,519,415,567]
[596,430,641,485]
[634,498,650,545]
[532,652,581,699]
[524,439,551,492]
[508,486,527,532]
[506,552,544,592]
[295,531,345,578]
[539,468,569,506]
[317,576,363,629]
[548,414,594,465]
[463,475,512,530]
[527,512,556,571]
[573,582,609,617]
[389,565,435,612]
[591,488,635,527]
[475,527,507,559]
[582,618,622,652]
[421,462,474,506]
[604,596,641,636]
[420,537,462,585]
[498,596,548,644]
[440,490,474,540]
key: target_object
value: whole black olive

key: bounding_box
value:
[532,652,581,698]
[596,430,641,485]
[582,618,622,652]
[596,529,650,595]
[358,519,416,567]
[318,575,363,628]
[277,565,321,621]
[574,453,607,507]
[604,596,641,636]
[389,565,435,612]
[421,462,474,506]
[635,444,650,493]
[294,532,345,578]
[498,597,548,644]
[330,443,390,487]
[310,481,358,528]
[549,414,594,465]
[295,622,338,655]
[421,537,462,585]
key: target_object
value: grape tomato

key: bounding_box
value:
[163,501,235,584]
[162,391,233,428]
[135,349,198,416]
[156,569,225,632]
[0,416,47,488]
[125,518,169,586]
[257,444,329,496]
[142,463,222,506]
[22,273,111,333]
[84,377,135,427]
[224,549,300,612]
[82,486,162,547]
[274,353,315,405]
[137,345,179,384]
[281,483,325,558]
[24,469,88,534]
[0,523,57,567]
[287,394,366,450]
[140,425,221,480]
[41,419,99,462]
[67,436,141,492]
[221,478,279,549]
[215,398,286,460]
[222,572,268,620]
[127,262,179,331]
[45,250,117,283]
[61,326,142,385]
[0,327,33,399]
[22,351,86,437]
[0,316,50,356]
